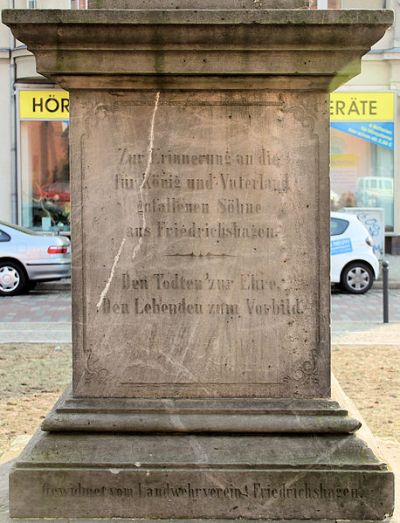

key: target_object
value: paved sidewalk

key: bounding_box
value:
[0,290,71,342]
[332,288,400,322]
[0,290,71,323]
[1,287,399,343]
[0,322,71,343]
[332,319,400,344]
[1,289,398,326]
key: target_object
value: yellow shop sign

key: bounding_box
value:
[330,92,394,122]
[19,90,70,120]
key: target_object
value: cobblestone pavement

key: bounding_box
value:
[0,288,399,323]
[0,288,399,343]
[332,288,400,322]
[0,290,71,323]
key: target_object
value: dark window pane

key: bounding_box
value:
[330,218,349,236]
[0,230,11,242]
[20,120,70,232]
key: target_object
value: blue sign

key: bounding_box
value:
[331,238,353,256]
[330,122,394,150]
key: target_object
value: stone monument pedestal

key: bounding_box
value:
[9,427,392,519]
[9,391,395,519]
[2,4,395,520]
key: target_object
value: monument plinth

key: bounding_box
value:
[2,5,394,520]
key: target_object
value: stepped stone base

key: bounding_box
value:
[9,429,394,520]
[42,388,362,434]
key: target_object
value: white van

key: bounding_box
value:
[331,212,379,294]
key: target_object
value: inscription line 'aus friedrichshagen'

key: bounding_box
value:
[96,92,160,312]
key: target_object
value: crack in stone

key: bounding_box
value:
[132,91,160,262]
[96,237,126,311]
[95,92,160,312]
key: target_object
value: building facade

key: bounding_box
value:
[0,0,84,235]
[1,0,400,251]
[328,0,400,253]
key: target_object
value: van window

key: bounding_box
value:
[0,230,11,242]
[330,218,349,236]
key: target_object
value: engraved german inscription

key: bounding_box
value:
[41,481,364,501]
[75,90,322,398]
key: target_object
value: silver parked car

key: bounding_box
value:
[0,221,71,296]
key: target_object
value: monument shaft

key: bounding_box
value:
[2,5,395,520]
[72,90,329,399]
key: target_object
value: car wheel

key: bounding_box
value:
[0,261,28,296]
[341,262,374,294]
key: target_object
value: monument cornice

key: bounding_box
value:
[2,9,394,90]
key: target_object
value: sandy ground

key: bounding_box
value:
[332,345,400,442]
[0,343,399,457]
[0,344,71,456]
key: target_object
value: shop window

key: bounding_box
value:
[330,131,394,232]
[330,92,394,232]
[20,120,70,232]
[18,90,70,232]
